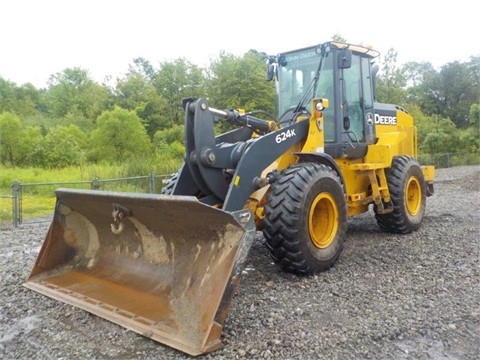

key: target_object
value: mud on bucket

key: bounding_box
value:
[24,188,255,356]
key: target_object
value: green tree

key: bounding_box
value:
[136,96,170,137]
[470,103,480,129]
[419,60,478,128]
[23,106,96,134]
[402,61,435,87]
[376,48,407,105]
[62,109,96,134]
[420,115,459,153]
[42,125,87,168]
[331,33,347,43]
[153,124,185,159]
[114,71,170,137]
[457,127,479,153]
[206,50,275,113]
[153,124,184,145]
[0,77,17,113]
[17,126,46,166]
[128,57,157,82]
[153,58,206,126]
[406,103,436,147]
[46,67,111,120]
[88,107,151,163]
[467,103,480,152]
[402,61,436,104]
[14,83,45,117]
[0,79,45,118]
[0,112,22,165]
[115,72,153,110]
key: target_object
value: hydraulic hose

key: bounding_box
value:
[209,107,275,134]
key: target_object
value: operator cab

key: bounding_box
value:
[267,42,380,159]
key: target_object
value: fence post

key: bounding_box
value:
[12,181,21,228]
[149,173,156,193]
[91,178,100,190]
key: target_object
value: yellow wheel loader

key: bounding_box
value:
[25,42,435,356]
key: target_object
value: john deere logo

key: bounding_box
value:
[375,113,397,125]
[366,113,374,125]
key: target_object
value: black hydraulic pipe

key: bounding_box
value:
[210,108,273,134]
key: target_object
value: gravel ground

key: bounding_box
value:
[1,165,479,360]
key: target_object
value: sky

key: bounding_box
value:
[1,0,478,89]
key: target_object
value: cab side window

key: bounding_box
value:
[342,55,364,141]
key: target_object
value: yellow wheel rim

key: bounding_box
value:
[405,176,421,216]
[308,193,339,249]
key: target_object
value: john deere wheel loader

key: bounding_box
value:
[25,42,435,356]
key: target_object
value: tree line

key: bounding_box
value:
[0,44,479,169]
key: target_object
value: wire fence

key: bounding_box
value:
[417,152,480,168]
[1,173,171,227]
[1,152,479,227]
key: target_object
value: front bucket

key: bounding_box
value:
[24,188,255,356]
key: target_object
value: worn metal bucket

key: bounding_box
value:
[24,188,255,356]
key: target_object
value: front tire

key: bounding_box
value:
[375,156,426,234]
[262,163,347,275]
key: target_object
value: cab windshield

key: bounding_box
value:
[276,47,334,118]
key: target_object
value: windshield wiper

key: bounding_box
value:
[293,53,324,113]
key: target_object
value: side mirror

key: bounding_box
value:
[266,63,274,81]
[338,49,352,69]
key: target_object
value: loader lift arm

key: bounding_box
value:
[174,98,310,211]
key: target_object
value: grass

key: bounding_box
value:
[18,196,56,221]
[0,157,183,223]
[0,196,13,221]
[0,158,181,191]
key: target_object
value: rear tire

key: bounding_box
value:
[262,163,347,275]
[160,172,179,195]
[375,156,426,234]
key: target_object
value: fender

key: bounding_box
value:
[293,152,345,189]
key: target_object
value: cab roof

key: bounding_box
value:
[330,41,380,58]
[280,41,380,59]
